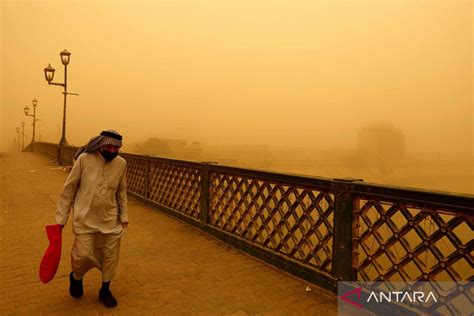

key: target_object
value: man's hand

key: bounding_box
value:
[122,222,129,228]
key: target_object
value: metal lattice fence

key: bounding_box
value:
[209,170,334,273]
[148,158,201,219]
[354,198,473,282]
[121,153,147,196]
[31,142,59,160]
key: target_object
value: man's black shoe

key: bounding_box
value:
[99,289,118,308]
[69,272,83,299]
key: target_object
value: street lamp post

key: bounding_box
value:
[16,127,20,152]
[44,49,78,147]
[21,122,25,151]
[24,98,38,144]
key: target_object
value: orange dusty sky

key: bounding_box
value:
[1,0,472,155]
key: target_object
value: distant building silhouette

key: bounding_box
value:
[358,123,405,172]
[201,144,274,169]
[130,138,201,161]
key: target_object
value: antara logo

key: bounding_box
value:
[339,287,438,309]
[339,287,364,309]
[367,291,437,303]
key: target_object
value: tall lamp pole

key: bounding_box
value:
[21,122,25,151]
[44,49,78,147]
[16,127,20,152]
[24,98,38,144]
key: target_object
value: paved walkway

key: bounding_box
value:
[0,152,338,315]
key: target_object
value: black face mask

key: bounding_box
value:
[100,149,119,161]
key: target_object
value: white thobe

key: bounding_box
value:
[56,151,128,234]
[56,151,128,281]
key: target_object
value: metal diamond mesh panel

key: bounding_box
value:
[209,171,335,272]
[354,197,473,282]
[60,146,77,165]
[35,143,58,160]
[124,155,147,196]
[148,160,201,219]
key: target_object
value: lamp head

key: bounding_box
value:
[44,64,55,83]
[60,49,71,65]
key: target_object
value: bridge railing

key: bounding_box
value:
[351,184,473,283]
[32,142,473,293]
[30,142,59,160]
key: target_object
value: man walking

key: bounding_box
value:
[56,130,128,308]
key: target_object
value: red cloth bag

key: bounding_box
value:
[39,224,62,283]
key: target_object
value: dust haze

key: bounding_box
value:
[1,0,472,194]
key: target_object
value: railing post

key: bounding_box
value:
[200,163,210,224]
[57,145,61,164]
[144,156,150,199]
[332,178,362,281]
